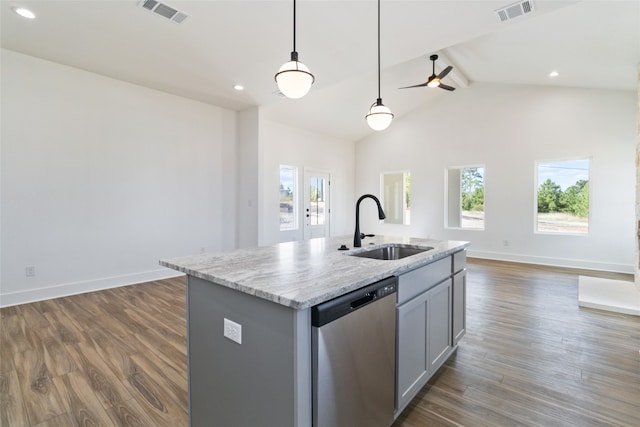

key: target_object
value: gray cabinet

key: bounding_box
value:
[452,269,466,345]
[395,275,452,414]
[396,289,429,412]
[427,279,452,372]
[395,250,467,418]
[397,256,450,304]
[452,250,467,346]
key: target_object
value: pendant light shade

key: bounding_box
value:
[275,53,315,99]
[366,0,393,131]
[275,0,314,99]
[366,99,394,131]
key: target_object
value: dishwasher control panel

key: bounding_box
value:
[378,283,396,298]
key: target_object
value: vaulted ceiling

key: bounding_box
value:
[2,0,638,141]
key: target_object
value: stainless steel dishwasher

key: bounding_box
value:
[312,276,397,427]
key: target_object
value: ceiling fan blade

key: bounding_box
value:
[439,83,456,91]
[437,65,453,80]
[399,82,429,89]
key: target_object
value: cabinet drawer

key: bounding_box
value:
[397,257,450,305]
[453,250,466,274]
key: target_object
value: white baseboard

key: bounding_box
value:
[0,268,185,308]
[467,250,635,274]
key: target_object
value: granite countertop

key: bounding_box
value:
[159,235,469,310]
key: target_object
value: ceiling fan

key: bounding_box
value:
[400,54,456,91]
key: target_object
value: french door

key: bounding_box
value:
[303,171,330,240]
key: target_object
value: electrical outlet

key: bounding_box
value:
[224,318,242,344]
[25,266,36,277]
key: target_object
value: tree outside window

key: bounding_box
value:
[536,159,590,234]
[446,166,484,229]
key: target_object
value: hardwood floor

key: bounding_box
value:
[1,278,188,427]
[1,260,638,426]
[394,259,639,427]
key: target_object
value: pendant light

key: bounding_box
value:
[365,0,393,131]
[275,0,315,99]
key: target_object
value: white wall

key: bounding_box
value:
[636,65,639,290]
[259,120,355,246]
[356,82,636,273]
[1,49,238,306]
[236,107,261,249]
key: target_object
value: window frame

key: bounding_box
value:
[380,170,411,225]
[444,164,486,231]
[534,157,591,236]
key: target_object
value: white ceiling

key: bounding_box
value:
[2,0,639,141]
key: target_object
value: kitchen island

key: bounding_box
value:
[160,235,469,426]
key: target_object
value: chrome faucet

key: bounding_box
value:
[354,194,386,248]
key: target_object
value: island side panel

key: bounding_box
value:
[187,276,312,427]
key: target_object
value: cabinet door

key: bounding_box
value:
[452,270,466,345]
[427,279,452,373]
[396,291,429,413]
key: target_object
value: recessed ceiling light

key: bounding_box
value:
[13,7,36,19]
[233,84,244,91]
[549,71,559,77]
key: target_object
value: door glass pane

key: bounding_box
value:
[309,177,325,226]
[280,165,297,230]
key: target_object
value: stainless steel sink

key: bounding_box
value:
[349,244,433,260]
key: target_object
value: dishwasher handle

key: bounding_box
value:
[350,292,376,309]
[312,277,397,327]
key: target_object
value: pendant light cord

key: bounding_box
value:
[293,0,297,53]
[377,0,381,101]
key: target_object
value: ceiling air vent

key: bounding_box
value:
[138,0,189,24]
[495,0,535,23]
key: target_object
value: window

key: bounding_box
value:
[536,159,590,234]
[279,165,297,230]
[381,171,410,225]
[446,166,485,229]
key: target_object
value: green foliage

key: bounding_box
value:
[537,178,589,217]
[279,183,293,201]
[537,179,561,213]
[461,168,484,212]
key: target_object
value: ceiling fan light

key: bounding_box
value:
[275,59,315,99]
[427,78,441,88]
[366,101,394,131]
[13,7,36,19]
